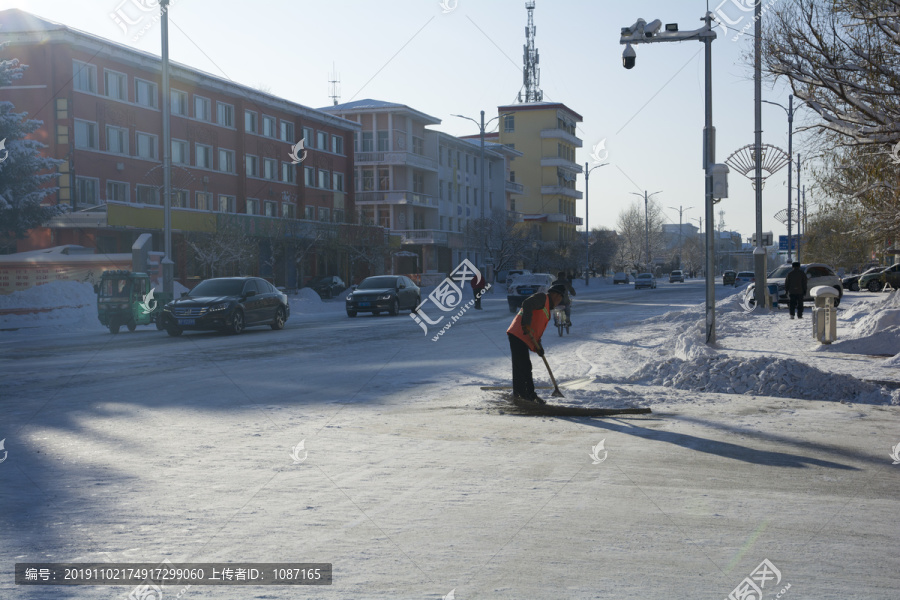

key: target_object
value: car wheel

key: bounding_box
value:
[108,320,120,334]
[270,307,286,330]
[165,318,182,337]
[373,311,381,316]
[347,310,357,318]
[867,280,882,292]
[389,298,399,316]
[126,320,137,332]
[230,310,245,334]
[850,281,859,292]
[509,304,517,313]
[155,314,165,330]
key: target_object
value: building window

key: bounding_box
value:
[263,158,277,180]
[195,143,212,169]
[509,171,516,183]
[136,132,157,160]
[135,79,158,108]
[172,140,188,165]
[106,125,128,155]
[282,203,295,218]
[73,61,97,93]
[314,130,327,150]
[413,172,424,194]
[305,206,315,220]
[106,181,128,203]
[504,114,515,132]
[75,177,99,205]
[281,163,295,183]
[474,189,478,206]
[333,209,344,223]
[353,132,359,153]
[104,70,126,101]
[474,157,478,175]
[171,189,188,208]
[361,168,374,191]
[318,207,330,222]
[262,115,276,137]
[303,127,314,147]
[264,200,277,217]
[378,168,389,191]
[216,102,234,127]
[196,192,213,211]
[465,155,470,172]
[74,120,97,149]
[280,121,295,142]
[136,185,159,205]
[171,89,187,116]
[245,155,259,177]
[318,169,330,189]
[362,132,374,152]
[246,198,259,215]
[304,166,315,187]
[333,172,344,192]
[218,148,235,173]
[194,96,211,121]
[413,136,424,155]
[244,110,257,134]
[377,131,389,152]
[217,195,235,212]
[332,134,343,155]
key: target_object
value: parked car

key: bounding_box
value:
[161,277,289,336]
[634,273,657,289]
[747,263,843,307]
[734,271,755,287]
[722,270,737,286]
[669,270,684,283]
[497,269,531,284]
[860,263,900,292]
[613,272,630,284]
[345,275,420,317]
[507,273,555,312]
[842,266,883,292]
[304,275,346,299]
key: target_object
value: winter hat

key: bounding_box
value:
[548,284,568,296]
[792,262,801,268]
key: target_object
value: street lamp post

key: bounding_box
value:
[668,205,693,269]
[630,190,662,271]
[584,161,609,284]
[762,96,795,262]
[160,0,173,295]
[620,12,721,344]
[453,111,507,272]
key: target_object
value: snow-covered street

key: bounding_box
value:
[2,279,899,599]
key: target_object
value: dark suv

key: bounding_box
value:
[162,277,289,336]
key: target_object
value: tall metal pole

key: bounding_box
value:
[703,11,716,344]
[585,161,590,284]
[644,190,649,269]
[786,95,793,262]
[479,110,486,270]
[752,0,766,308]
[796,153,802,262]
[160,0,173,295]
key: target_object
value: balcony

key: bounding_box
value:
[394,229,449,245]
[355,190,438,208]
[541,185,583,200]
[505,180,525,195]
[540,157,583,172]
[540,128,583,147]
[355,151,438,172]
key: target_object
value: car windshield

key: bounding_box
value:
[99,278,130,298]
[738,272,753,277]
[768,265,794,278]
[637,274,651,279]
[190,279,245,297]
[358,276,398,290]
[514,275,553,286]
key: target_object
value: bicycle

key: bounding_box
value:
[553,305,570,336]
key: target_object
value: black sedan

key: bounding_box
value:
[346,275,420,317]
[162,277,289,336]
[305,275,346,299]
[842,267,883,292]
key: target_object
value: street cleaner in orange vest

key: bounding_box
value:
[506,284,568,404]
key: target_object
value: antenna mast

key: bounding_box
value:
[328,63,341,106]
[520,1,543,103]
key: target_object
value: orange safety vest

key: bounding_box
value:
[507,297,551,352]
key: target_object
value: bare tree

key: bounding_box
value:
[465,209,533,273]
[185,218,257,278]
[615,199,666,270]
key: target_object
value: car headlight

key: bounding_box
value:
[210,302,229,312]
[346,294,354,301]
[380,294,393,300]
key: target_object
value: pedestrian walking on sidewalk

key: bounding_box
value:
[785,262,808,319]
[471,269,487,310]
[506,284,567,403]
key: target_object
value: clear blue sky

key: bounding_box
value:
[10,0,814,242]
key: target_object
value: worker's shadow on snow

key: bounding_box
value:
[572,418,859,469]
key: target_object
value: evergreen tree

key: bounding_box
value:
[0,45,62,250]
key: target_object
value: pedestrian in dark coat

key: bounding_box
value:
[470,270,487,309]
[785,262,808,319]
[506,284,566,403]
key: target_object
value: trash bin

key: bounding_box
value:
[767,283,779,309]
[810,285,839,344]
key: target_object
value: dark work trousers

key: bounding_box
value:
[473,288,483,309]
[789,294,804,317]
[508,333,535,399]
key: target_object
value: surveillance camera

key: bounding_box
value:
[644,19,662,37]
[622,43,636,69]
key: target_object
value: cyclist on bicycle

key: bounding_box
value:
[552,271,576,326]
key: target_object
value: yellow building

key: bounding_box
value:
[497,102,583,242]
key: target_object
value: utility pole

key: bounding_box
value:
[796,153,802,263]
[668,205,693,269]
[584,161,609,284]
[630,190,662,271]
[752,0,766,308]
[160,0,173,296]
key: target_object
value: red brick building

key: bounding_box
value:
[1,9,381,288]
